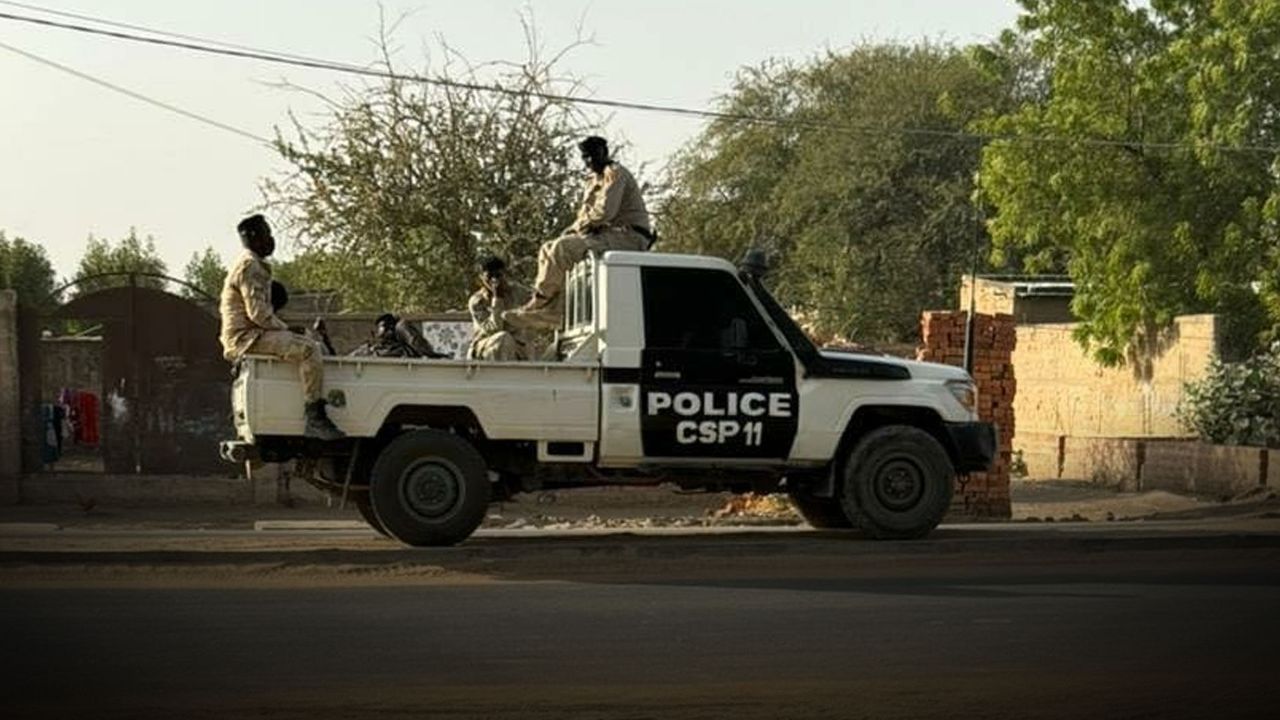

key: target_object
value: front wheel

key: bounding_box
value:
[368,429,491,547]
[839,425,954,540]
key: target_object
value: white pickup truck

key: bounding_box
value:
[221,251,994,546]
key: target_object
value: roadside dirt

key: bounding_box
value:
[4,479,1277,533]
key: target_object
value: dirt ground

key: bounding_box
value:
[2,478,1276,531]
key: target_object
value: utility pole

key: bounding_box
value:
[963,171,983,374]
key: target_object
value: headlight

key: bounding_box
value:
[946,379,978,414]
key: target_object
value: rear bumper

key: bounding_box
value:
[219,440,259,465]
[944,421,997,473]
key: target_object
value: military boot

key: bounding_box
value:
[304,400,345,441]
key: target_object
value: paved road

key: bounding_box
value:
[3,527,1279,719]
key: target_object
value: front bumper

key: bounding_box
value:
[944,421,997,473]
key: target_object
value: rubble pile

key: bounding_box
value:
[917,311,1016,519]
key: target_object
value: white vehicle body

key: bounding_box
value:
[225,251,995,546]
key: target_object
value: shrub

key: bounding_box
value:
[1176,344,1280,448]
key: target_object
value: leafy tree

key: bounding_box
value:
[977,0,1280,365]
[181,246,227,300]
[660,43,1020,343]
[0,230,59,312]
[73,229,168,295]
[1177,344,1280,447]
[262,26,593,312]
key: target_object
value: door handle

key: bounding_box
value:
[741,375,783,385]
[654,370,682,380]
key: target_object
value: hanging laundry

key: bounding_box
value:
[76,392,100,446]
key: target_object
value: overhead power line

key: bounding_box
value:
[1,6,1278,156]
[0,38,272,145]
[0,0,367,70]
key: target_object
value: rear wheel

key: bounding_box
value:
[369,429,490,547]
[352,492,389,537]
[839,425,954,539]
[787,490,854,529]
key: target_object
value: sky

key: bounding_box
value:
[0,0,1022,282]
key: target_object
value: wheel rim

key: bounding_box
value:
[872,457,926,512]
[399,458,464,520]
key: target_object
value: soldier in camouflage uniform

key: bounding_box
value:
[467,256,528,361]
[506,136,652,329]
[219,214,343,441]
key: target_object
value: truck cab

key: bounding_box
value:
[223,250,995,546]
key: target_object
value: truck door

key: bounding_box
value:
[637,266,799,460]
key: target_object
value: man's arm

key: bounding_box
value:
[469,289,503,336]
[241,262,288,331]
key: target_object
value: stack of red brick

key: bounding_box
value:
[916,311,1016,519]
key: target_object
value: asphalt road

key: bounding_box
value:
[3,527,1280,719]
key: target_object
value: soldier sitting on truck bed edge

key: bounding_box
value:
[219,214,344,441]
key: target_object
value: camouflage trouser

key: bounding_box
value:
[467,330,526,361]
[533,228,647,301]
[248,330,324,402]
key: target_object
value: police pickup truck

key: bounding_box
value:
[221,251,994,546]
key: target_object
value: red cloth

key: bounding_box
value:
[76,392,100,446]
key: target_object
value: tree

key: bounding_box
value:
[977,0,1280,365]
[660,44,1021,343]
[73,229,168,295]
[181,246,227,300]
[0,230,59,312]
[262,24,593,312]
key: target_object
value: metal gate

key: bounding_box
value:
[19,274,232,475]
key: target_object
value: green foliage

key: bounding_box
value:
[262,30,590,312]
[181,246,227,300]
[73,229,168,296]
[1177,345,1280,447]
[978,0,1280,366]
[660,43,1021,343]
[0,230,59,312]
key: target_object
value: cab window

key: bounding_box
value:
[640,267,781,352]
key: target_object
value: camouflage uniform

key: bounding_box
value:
[467,282,529,361]
[219,249,324,402]
[512,162,650,328]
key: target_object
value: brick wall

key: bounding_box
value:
[1012,315,1217,478]
[917,311,1015,519]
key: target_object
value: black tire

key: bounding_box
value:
[368,429,491,547]
[787,491,854,529]
[352,492,390,537]
[839,425,954,540]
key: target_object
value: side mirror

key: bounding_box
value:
[739,249,769,278]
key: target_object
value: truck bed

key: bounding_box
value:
[234,355,600,442]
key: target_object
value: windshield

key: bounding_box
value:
[739,272,823,369]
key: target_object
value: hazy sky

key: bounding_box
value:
[0,0,1021,281]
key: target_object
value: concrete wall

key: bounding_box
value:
[1033,436,1273,498]
[0,290,20,502]
[959,276,1074,325]
[1013,314,1218,478]
[278,311,472,357]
